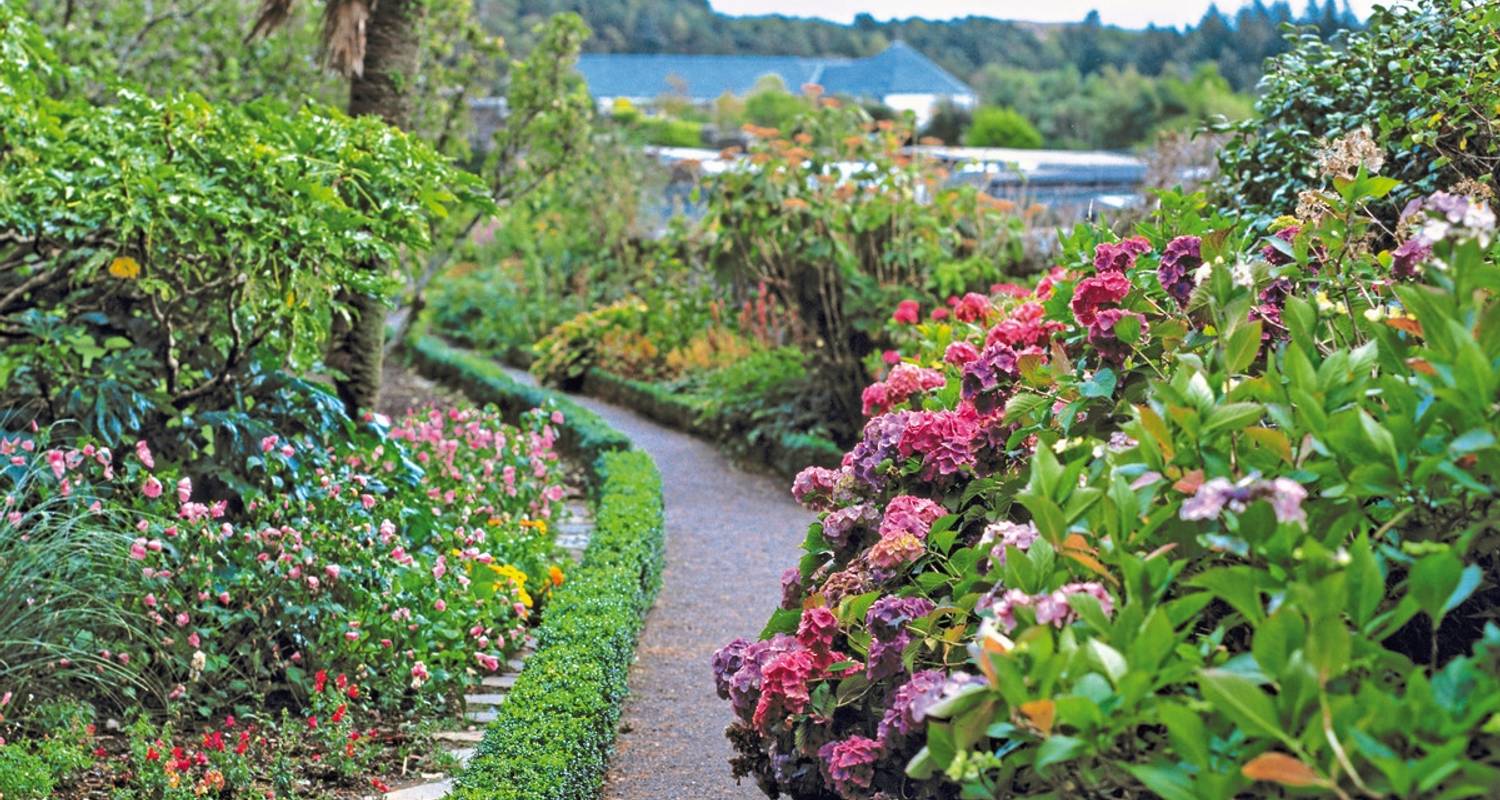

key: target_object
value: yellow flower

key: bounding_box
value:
[108,256,141,280]
[518,518,548,536]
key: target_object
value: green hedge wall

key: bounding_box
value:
[404,331,665,800]
[452,449,664,800]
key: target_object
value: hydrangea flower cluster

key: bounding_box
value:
[861,363,946,416]
[1180,474,1308,524]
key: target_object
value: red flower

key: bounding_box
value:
[953,292,993,323]
[332,704,347,724]
[313,669,328,694]
[146,745,160,761]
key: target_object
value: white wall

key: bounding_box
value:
[883,93,976,127]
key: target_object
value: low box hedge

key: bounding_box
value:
[403,331,666,800]
[452,449,663,800]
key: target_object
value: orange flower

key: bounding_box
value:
[549,565,565,586]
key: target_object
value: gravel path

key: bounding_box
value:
[501,367,812,800]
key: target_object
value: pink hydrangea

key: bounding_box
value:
[868,532,925,571]
[878,495,945,540]
[1070,271,1132,327]
[818,736,883,797]
[1087,308,1147,363]
[953,292,993,323]
[898,407,980,479]
[986,302,1058,350]
[753,649,818,729]
[979,520,1039,566]
[1180,475,1307,525]
[891,299,920,325]
[943,341,980,366]
[791,466,842,511]
[821,502,879,547]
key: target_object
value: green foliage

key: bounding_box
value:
[963,106,1043,149]
[0,710,92,799]
[703,102,1025,428]
[0,7,487,468]
[453,446,663,800]
[627,115,704,147]
[1216,0,1498,219]
[743,76,813,132]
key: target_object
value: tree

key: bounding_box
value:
[919,98,972,145]
[964,106,1043,149]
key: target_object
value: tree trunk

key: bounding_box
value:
[329,0,425,415]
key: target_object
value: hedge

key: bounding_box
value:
[403,331,666,800]
[451,449,663,800]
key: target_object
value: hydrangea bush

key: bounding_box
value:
[2,404,569,715]
[716,148,1500,797]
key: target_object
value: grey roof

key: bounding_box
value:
[575,42,972,101]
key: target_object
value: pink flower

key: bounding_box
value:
[141,477,161,500]
[176,477,192,504]
[943,341,979,366]
[953,292,993,323]
[45,450,65,480]
[551,410,565,425]
[819,736,884,796]
[135,440,154,469]
[1070,271,1132,327]
[434,599,447,612]
[881,350,901,366]
[143,594,157,608]
[260,435,279,453]
[892,299,920,325]
[1093,236,1151,273]
[325,564,340,580]
[175,612,190,627]
[129,539,148,561]
[929,307,950,321]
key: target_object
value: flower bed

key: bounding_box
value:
[715,148,1500,798]
[405,332,668,800]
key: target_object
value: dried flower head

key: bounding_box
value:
[1316,127,1384,179]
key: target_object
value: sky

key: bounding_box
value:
[708,0,1381,29]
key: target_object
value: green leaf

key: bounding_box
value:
[1198,669,1287,745]
[1224,321,1263,374]
[1080,367,1118,399]
[1125,763,1202,800]
[1203,402,1264,436]
[1033,735,1087,771]
[1159,701,1210,768]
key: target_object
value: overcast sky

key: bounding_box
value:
[709,0,1383,29]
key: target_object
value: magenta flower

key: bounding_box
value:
[818,736,883,797]
[953,292,993,323]
[1087,308,1147,363]
[143,475,163,499]
[1071,271,1132,327]
[943,340,980,366]
[1093,236,1151,273]
[1391,237,1432,281]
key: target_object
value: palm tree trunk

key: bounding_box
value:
[328,0,425,414]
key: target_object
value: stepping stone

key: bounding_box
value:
[450,747,476,764]
[480,673,518,690]
[464,708,498,724]
[464,693,507,707]
[506,657,525,671]
[431,730,483,744]
[384,777,452,800]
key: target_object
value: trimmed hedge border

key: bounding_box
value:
[405,332,666,800]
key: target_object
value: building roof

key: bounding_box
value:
[575,42,972,102]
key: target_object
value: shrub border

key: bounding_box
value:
[406,333,665,800]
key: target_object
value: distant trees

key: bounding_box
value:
[963,107,1042,149]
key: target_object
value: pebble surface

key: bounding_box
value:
[503,367,813,800]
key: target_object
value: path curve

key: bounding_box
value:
[502,367,811,799]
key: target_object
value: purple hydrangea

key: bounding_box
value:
[822,502,879,547]
[1093,236,1151,273]
[713,634,803,722]
[849,412,911,490]
[780,566,804,610]
[877,669,946,744]
[1179,475,1307,525]
[960,342,1020,414]
[979,520,1039,568]
[1391,237,1433,281]
[791,466,842,511]
[1261,225,1299,266]
[1157,235,1201,306]
[865,596,936,679]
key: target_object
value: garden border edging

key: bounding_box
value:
[407,333,666,800]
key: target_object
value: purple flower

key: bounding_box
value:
[865,596,935,679]
[1157,235,1201,306]
[960,342,1019,414]
[849,412,911,490]
[979,520,1039,567]
[1180,475,1307,525]
[1262,226,1299,266]
[822,503,879,547]
[818,736,883,797]
[780,567,805,610]
[877,669,946,743]
[1093,236,1151,274]
[1391,237,1432,281]
[791,466,841,511]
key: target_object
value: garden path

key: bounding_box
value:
[501,366,813,799]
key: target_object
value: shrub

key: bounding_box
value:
[716,139,1500,797]
[0,5,486,472]
[704,101,1027,431]
[1216,0,1498,221]
[963,106,1043,149]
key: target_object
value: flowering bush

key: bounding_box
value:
[1,403,568,715]
[717,145,1500,798]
